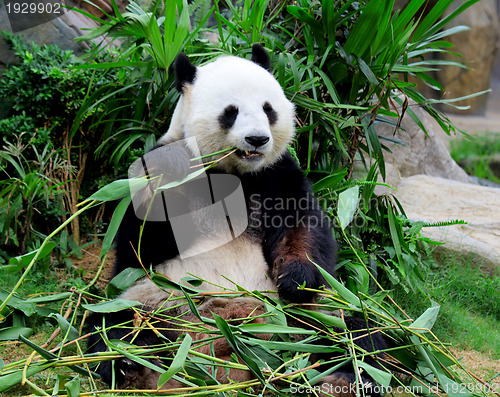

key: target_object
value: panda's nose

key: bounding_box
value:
[245,135,270,148]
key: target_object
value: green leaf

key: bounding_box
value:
[107,267,146,298]
[27,292,72,304]
[288,308,346,329]
[17,334,96,378]
[8,242,56,268]
[82,299,143,313]
[254,338,343,354]
[346,263,370,295]
[312,262,361,308]
[49,313,79,341]
[312,170,347,192]
[151,273,202,295]
[239,323,316,335]
[213,313,265,383]
[387,204,403,263]
[337,185,359,230]
[88,178,146,202]
[0,364,49,392]
[0,290,37,317]
[157,334,192,388]
[357,361,392,387]
[411,304,440,332]
[65,376,80,397]
[0,326,33,341]
[100,195,132,260]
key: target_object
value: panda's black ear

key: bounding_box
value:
[251,44,271,71]
[174,53,197,93]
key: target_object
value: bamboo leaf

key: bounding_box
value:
[27,293,72,304]
[157,334,192,387]
[313,262,361,308]
[100,195,132,261]
[288,308,346,329]
[48,314,79,341]
[213,313,265,383]
[312,170,347,192]
[82,299,143,313]
[338,185,359,230]
[8,242,56,267]
[0,326,33,341]
[107,268,146,298]
[411,304,440,332]
[88,178,146,202]
[65,376,80,397]
[357,361,392,387]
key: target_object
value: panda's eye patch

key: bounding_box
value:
[218,105,239,130]
[263,102,277,125]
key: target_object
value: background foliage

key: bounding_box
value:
[0,0,496,395]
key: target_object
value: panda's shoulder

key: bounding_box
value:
[236,152,310,198]
[266,152,307,185]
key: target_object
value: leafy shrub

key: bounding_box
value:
[0,136,70,262]
[0,32,130,254]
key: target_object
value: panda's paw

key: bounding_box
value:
[276,261,323,303]
[318,371,381,397]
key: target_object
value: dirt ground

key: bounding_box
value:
[70,241,115,290]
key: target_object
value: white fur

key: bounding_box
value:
[120,234,276,308]
[159,55,295,173]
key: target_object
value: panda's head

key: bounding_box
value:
[159,44,295,173]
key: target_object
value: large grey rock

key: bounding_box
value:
[371,103,499,271]
[373,103,471,192]
[395,175,500,273]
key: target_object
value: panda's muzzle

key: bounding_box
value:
[236,149,264,159]
[236,135,269,159]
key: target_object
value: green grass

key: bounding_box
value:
[450,133,500,183]
[0,271,62,297]
[394,258,500,359]
[450,133,500,160]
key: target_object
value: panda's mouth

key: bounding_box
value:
[236,149,264,160]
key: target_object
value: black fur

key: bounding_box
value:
[112,151,336,302]
[87,309,179,387]
[174,53,197,92]
[218,105,239,130]
[250,43,271,71]
[238,153,336,302]
[263,101,278,125]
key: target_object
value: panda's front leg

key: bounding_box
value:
[264,209,337,303]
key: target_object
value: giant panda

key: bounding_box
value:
[87,44,387,394]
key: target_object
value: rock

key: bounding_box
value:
[438,0,500,115]
[368,102,499,271]
[395,175,500,273]
[372,102,472,192]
